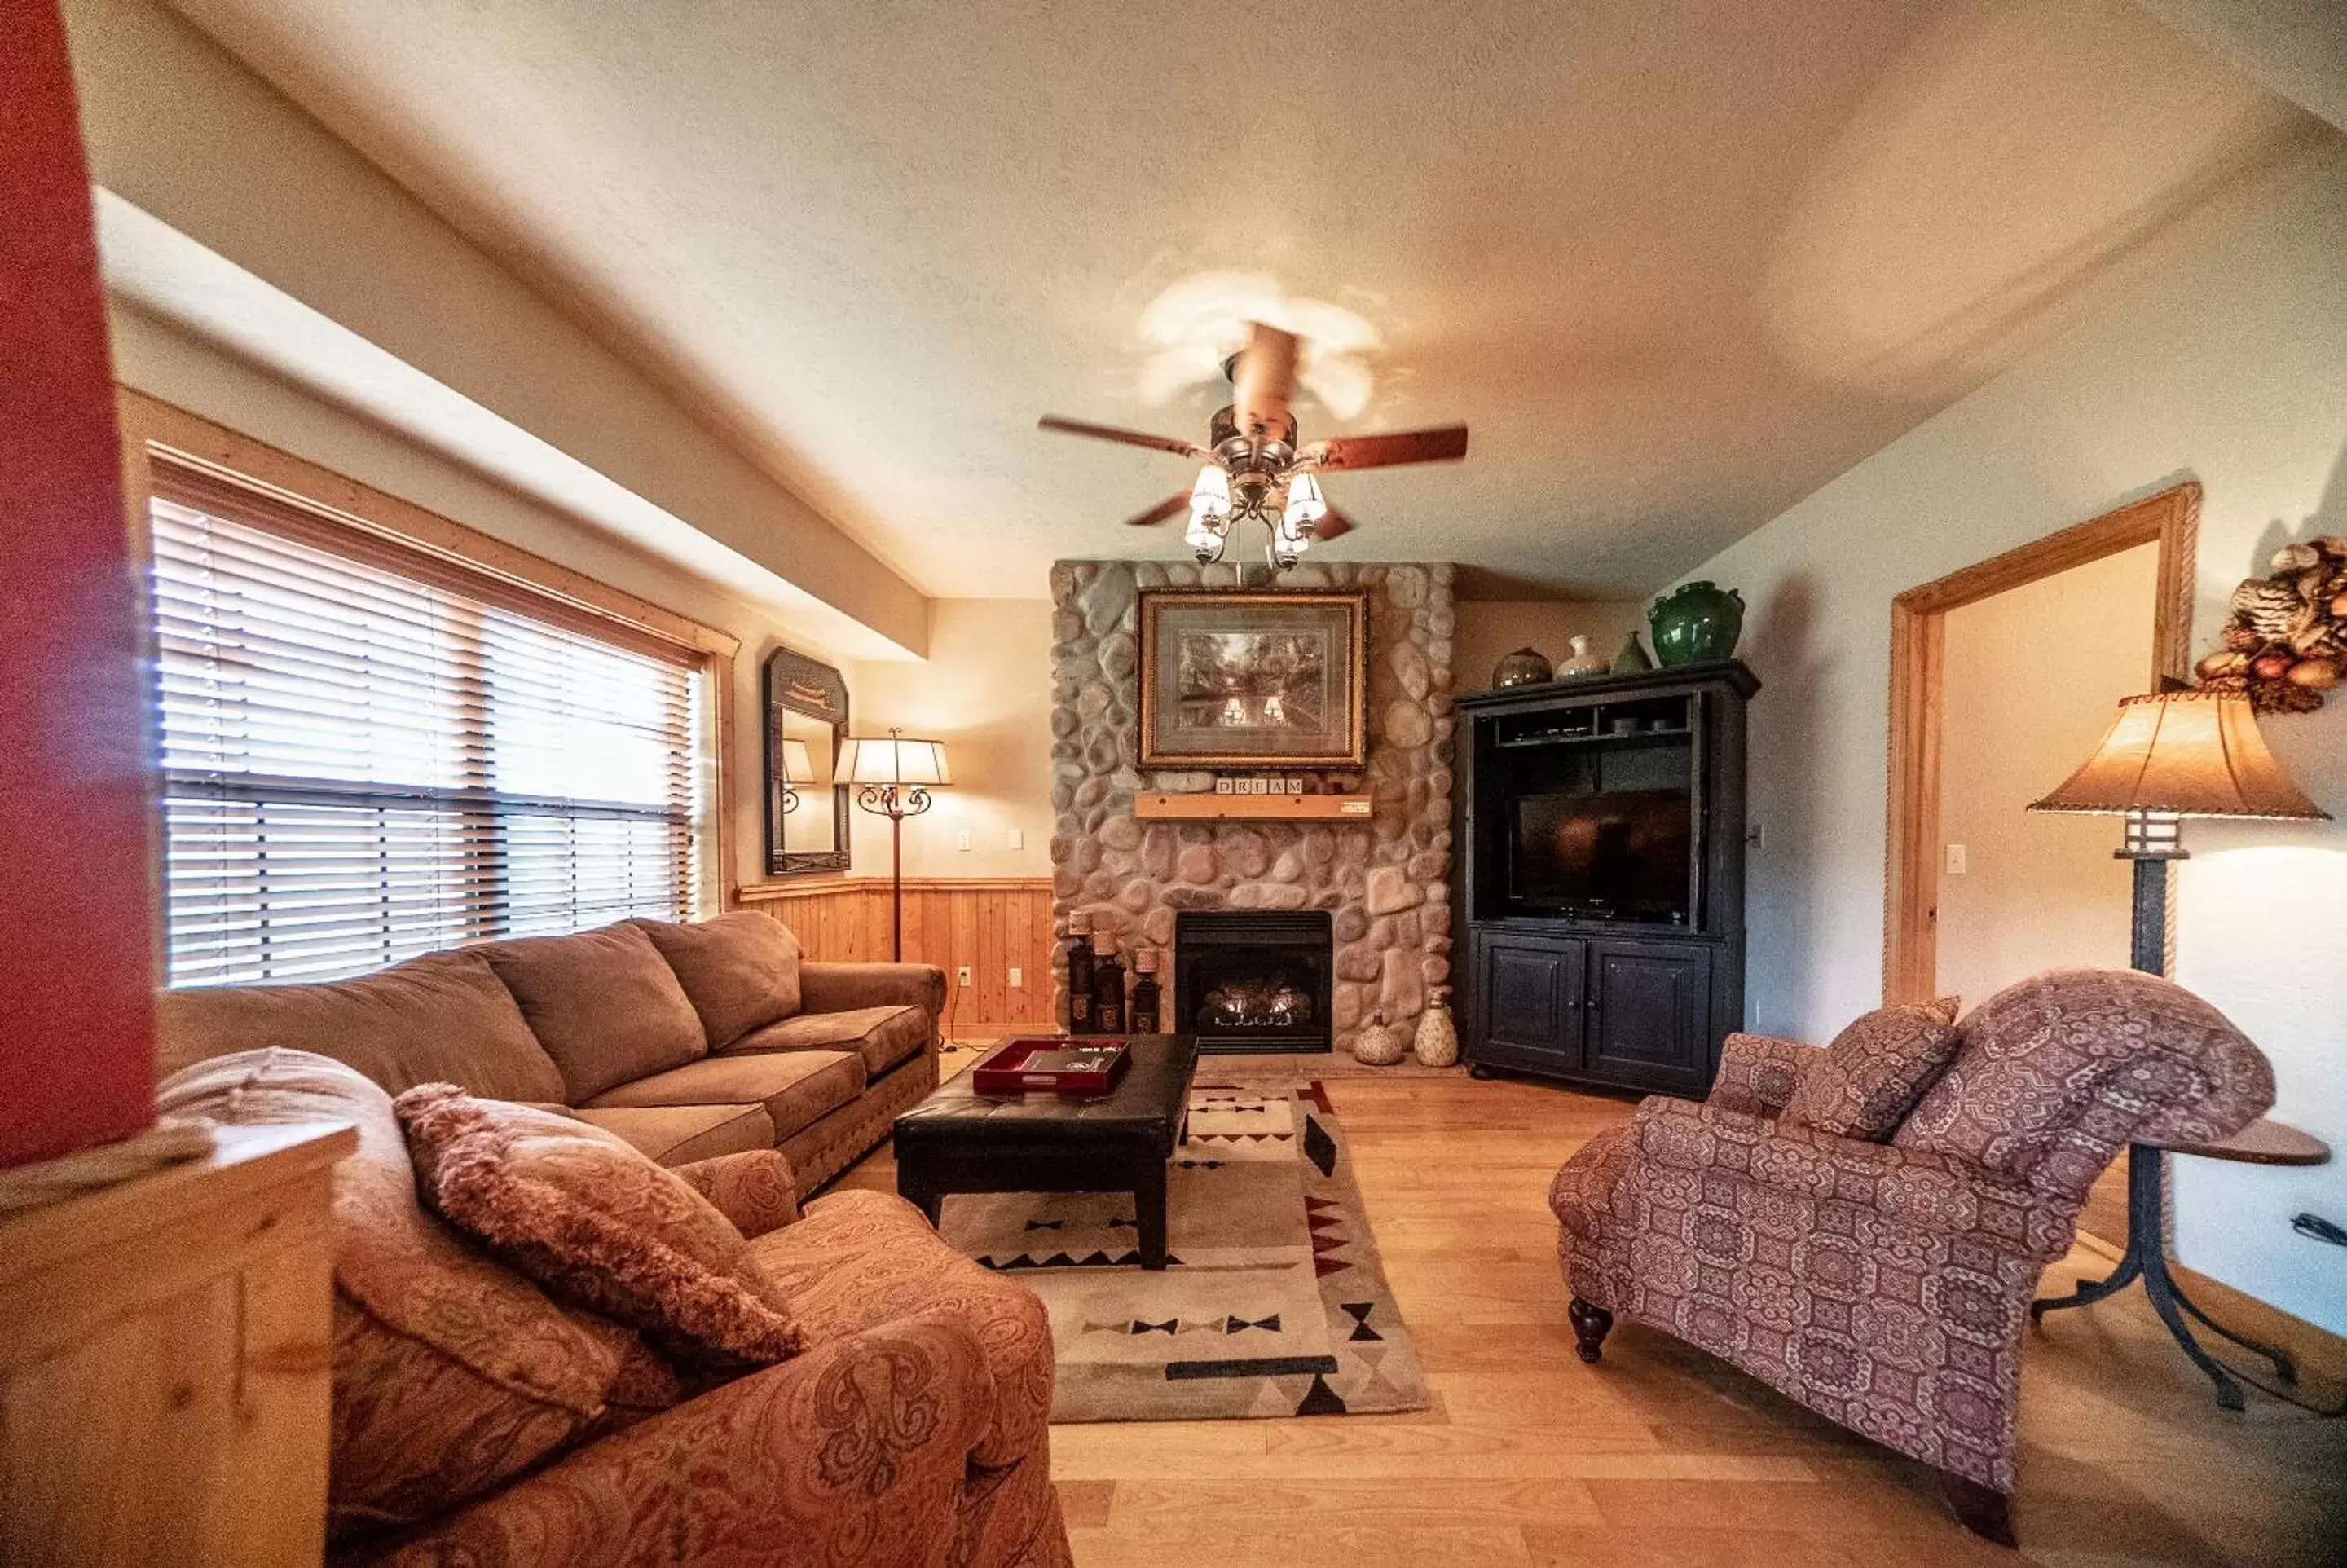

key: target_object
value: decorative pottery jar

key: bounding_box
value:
[1611,630,1654,673]
[1556,634,1609,680]
[1649,581,1745,667]
[1352,1010,1407,1066]
[1413,987,1458,1068]
[1491,647,1553,689]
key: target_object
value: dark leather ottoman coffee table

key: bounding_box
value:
[893,1035,1200,1269]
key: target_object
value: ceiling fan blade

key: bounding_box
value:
[1038,416,1208,459]
[1121,491,1192,528]
[1313,503,1357,542]
[1231,321,1300,440]
[1299,424,1469,472]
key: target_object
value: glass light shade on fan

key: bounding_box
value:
[838,734,953,788]
[1283,471,1327,528]
[1189,463,1231,518]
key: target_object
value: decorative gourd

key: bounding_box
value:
[1351,1010,1407,1066]
[1413,987,1459,1068]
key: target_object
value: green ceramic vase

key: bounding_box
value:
[1649,581,1745,667]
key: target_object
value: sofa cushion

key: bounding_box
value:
[154,950,565,1103]
[584,1050,865,1141]
[397,1085,806,1375]
[156,1048,670,1540]
[478,923,707,1102]
[570,1102,776,1165]
[1780,1003,1963,1142]
[721,1003,929,1077]
[632,912,802,1048]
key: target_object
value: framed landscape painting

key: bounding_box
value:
[1137,589,1369,769]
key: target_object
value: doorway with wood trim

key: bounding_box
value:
[1882,484,2197,1248]
[1882,482,2199,1005]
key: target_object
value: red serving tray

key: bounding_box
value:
[971,1037,1132,1097]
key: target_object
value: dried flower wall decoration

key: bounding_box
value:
[2195,535,2347,714]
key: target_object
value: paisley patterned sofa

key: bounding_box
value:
[159,1047,1072,1568]
[1548,968,2274,1544]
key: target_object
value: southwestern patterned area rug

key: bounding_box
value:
[936,1078,1429,1422]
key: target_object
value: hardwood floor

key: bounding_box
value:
[832,1068,2346,1566]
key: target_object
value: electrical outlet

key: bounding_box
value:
[957,965,972,987]
[957,830,971,852]
[1945,843,1968,874]
[1008,967,1024,989]
[1007,828,1024,850]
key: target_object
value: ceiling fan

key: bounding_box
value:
[1038,322,1469,570]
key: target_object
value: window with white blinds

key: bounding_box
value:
[149,468,709,987]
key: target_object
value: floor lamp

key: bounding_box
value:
[839,727,952,962]
[2024,684,2328,1407]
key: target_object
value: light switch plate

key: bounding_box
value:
[1945,843,1968,874]
[1007,828,1024,850]
[1008,967,1023,989]
[957,830,971,852]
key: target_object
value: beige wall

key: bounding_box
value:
[846,601,1057,881]
[64,0,927,658]
[1680,143,2347,1331]
[1934,544,2158,1010]
[1453,600,1646,694]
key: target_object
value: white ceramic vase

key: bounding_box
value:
[1557,634,1609,679]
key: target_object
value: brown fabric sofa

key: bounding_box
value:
[1548,968,2274,1543]
[156,912,942,1191]
[158,1047,1070,1566]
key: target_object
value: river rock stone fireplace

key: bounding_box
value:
[1173,910,1333,1053]
[1049,560,1456,1057]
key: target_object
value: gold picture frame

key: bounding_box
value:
[1137,589,1370,769]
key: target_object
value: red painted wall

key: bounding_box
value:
[0,0,158,1166]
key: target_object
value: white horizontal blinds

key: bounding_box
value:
[150,465,705,986]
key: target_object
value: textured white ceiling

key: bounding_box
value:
[165,0,2320,600]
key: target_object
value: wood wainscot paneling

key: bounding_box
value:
[736,878,1057,1041]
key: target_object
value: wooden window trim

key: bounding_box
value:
[1881,482,2198,1003]
[117,388,742,918]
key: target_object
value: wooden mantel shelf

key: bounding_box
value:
[1133,793,1373,821]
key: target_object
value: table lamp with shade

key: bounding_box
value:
[2023,681,2330,1410]
[839,727,952,961]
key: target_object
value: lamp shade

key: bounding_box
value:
[778,738,816,783]
[839,733,952,787]
[2028,688,2327,821]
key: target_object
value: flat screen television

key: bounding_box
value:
[1507,786,1691,923]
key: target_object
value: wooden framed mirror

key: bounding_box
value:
[763,646,851,876]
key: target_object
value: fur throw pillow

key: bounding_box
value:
[1779,1004,1964,1142]
[395,1085,804,1373]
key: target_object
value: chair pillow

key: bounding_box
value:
[1778,1003,1963,1142]
[632,913,802,1047]
[395,1085,806,1375]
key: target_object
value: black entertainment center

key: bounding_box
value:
[1458,660,1758,1097]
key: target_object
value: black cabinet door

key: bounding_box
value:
[1469,932,1583,1073]
[1585,940,1713,1095]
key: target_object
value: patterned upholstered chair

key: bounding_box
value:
[1548,968,2274,1544]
